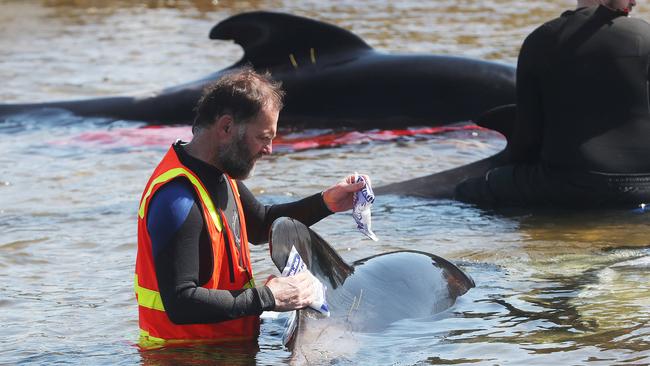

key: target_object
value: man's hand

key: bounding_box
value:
[322,174,370,212]
[265,271,319,312]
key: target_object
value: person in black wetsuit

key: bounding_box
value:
[134,67,369,344]
[455,0,650,208]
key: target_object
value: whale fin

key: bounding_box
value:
[270,217,354,290]
[375,104,516,198]
[474,103,516,142]
[375,149,509,198]
[210,11,372,69]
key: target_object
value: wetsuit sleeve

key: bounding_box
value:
[510,26,548,163]
[147,179,275,324]
[237,181,334,245]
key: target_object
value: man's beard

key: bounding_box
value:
[216,132,261,180]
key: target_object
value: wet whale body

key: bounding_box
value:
[0,11,516,129]
[269,217,474,362]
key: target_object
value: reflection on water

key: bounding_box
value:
[137,341,264,366]
[1,0,650,365]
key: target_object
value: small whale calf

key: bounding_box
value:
[268,217,474,363]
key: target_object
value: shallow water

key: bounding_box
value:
[1,1,650,365]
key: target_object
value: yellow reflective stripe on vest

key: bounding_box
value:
[139,329,167,349]
[138,167,222,232]
[134,274,165,311]
[135,274,255,312]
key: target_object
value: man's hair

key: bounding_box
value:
[192,66,285,132]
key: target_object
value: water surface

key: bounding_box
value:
[1,1,649,365]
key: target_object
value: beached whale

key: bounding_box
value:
[0,11,516,129]
[268,217,475,363]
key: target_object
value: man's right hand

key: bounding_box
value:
[265,271,318,312]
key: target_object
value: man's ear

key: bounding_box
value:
[215,114,234,136]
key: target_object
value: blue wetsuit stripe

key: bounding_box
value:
[146,179,196,258]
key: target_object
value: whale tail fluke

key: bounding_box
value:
[209,11,372,69]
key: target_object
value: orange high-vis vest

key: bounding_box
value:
[135,145,258,348]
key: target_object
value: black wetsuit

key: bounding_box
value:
[146,142,333,325]
[456,6,650,207]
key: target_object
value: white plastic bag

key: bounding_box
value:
[281,245,330,316]
[352,173,378,241]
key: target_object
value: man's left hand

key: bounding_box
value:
[322,174,370,212]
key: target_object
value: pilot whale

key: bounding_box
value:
[0,11,516,129]
[268,217,475,363]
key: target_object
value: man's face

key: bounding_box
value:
[217,105,278,179]
[604,0,636,13]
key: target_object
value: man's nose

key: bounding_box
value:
[261,142,272,155]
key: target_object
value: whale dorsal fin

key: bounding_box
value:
[210,11,372,68]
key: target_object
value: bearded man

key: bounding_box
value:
[134,67,367,347]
